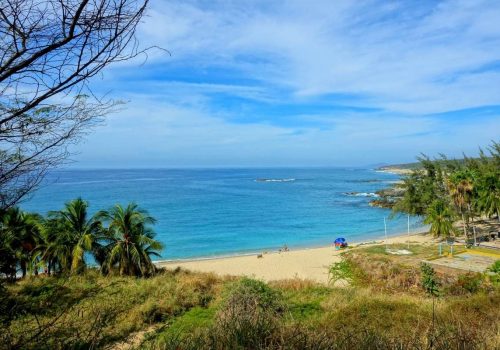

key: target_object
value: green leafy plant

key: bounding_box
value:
[328,258,354,285]
[456,273,484,294]
[486,260,500,286]
[420,263,440,296]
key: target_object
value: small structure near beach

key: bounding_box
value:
[334,237,348,250]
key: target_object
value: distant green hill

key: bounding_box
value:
[377,156,486,173]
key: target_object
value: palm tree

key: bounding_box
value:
[98,203,163,276]
[447,171,474,237]
[424,200,456,238]
[0,207,43,278]
[46,198,104,274]
[35,217,72,275]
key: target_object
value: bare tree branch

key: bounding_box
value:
[0,0,153,209]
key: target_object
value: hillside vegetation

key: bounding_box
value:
[2,243,499,350]
[373,142,500,237]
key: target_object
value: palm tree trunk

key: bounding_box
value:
[472,225,477,246]
[461,213,467,237]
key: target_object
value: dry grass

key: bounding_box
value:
[1,269,227,349]
[142,275,499,349]
[2,254,499,350]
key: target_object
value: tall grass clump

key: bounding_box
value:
[332,251,420,292]
[144,277,287,350]
[207,278,286,349]
[328,257,355,285]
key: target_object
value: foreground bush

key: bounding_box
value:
[0,269,223,349]
[143,278,500,350]
[2,270,499,350]
[209,278,286,348]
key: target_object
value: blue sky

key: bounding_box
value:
[76,0,500,168]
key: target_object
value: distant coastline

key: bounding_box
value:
[376,165,415,175]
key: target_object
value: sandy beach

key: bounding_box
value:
[157,230,434,284]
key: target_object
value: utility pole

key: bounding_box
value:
[384,216,388,251]
[407,214,410,250]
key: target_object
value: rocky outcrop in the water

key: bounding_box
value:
[369,184,405,208]
[369,199,394,208]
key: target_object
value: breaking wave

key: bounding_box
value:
[255,178,296,183]
[344,192,379,198]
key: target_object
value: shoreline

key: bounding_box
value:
[156,227,432,284]
[154,226,429,264]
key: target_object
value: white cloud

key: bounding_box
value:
[128,0,500,114]
[75,1,500,167]
[74,96,500,167]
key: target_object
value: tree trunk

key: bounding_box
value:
[470,206,477,246]
[461,213,467,237]
[473,226,477,246]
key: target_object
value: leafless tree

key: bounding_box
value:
[0,0,151,210]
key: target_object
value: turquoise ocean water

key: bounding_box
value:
[20,168,424,260]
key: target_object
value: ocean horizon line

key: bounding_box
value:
[57,164,404,171]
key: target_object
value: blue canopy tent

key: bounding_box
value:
[334,237,347,249]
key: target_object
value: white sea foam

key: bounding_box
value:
[356,192,379,197]
[255,178,296,183]
[344,192,380,198]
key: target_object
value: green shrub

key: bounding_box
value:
[328,258,354,284]
[208,278,285,349]
[488,260,500,274]
[456,273,484,294]
[420,263,440,296]
[486,260,500,286]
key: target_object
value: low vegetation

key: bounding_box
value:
[334,244,498,295]
[1,269,225,349]
[2,244,499,349]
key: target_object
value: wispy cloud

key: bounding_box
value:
[81,0,500,167]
